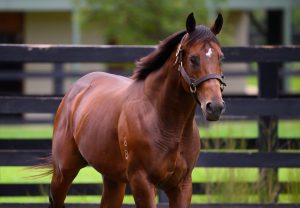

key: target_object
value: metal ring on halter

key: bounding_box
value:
[189,83,197,93]
[220,83,225,92]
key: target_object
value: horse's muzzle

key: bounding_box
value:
[204,100,225,121]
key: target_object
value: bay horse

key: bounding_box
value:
[47,12,226,208]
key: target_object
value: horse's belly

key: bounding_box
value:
[74,107,128,181]
[87,146,127,182]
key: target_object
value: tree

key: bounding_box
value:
[81,0,209,44]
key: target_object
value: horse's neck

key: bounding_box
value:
[144,56,196,131]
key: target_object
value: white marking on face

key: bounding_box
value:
[206,48,213,58]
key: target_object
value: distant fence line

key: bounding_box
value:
[0,44,300,207]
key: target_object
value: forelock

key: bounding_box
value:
[185,25,218,45]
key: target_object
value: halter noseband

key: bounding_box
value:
[175,44,226,104]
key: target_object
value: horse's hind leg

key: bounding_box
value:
[49,134,87,208]
[100,176,126,208]
[49,167,80,208]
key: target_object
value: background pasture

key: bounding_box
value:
[0,45,300,207]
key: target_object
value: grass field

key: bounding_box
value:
[246,63,300,93]
[0,120,300,139]
[0,120,300,203]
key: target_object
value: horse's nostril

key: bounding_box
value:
[206,102,213,114]
[206,101,225,115]
[205,101,224,121]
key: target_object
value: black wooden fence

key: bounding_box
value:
[0,44,300,207]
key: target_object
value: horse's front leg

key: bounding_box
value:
[128,170,156,208]
[165,175,193,208]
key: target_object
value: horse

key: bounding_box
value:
[46,12,226,208]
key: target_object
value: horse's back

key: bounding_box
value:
[68,72,131,99]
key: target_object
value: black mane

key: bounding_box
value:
[132,26,218,80]
[132,30,185,80]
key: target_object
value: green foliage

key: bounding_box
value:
[81,0,209,44]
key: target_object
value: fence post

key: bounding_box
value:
[257,62,282,202]
[53,62,64,95]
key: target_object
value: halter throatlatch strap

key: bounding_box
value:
[175,45,226,102]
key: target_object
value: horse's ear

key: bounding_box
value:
[211,13,223,35]
[186,12,196,34]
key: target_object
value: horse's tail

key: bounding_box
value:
[27,154,54,179]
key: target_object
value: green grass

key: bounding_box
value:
[279,120,300,138]
[246,76,258,91]
[0,196,136,204]
[1,166,300,203]
[1,167,259,184]
[279,169,300,182]
[290,77,300,92]
[192,168,258,183]
[279,169,300,203]
[199,120,300,139]
[0,167,259,185]
[0,124,53,139]
[0,166,262,204]
[199,121,257,138]
[245,62,300,94]
[289,62,300,93]
[0,167,101,184]
[0,120,299,139]
[0,120,300,204]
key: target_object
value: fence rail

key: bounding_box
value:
[2,150,300,168]
[0,44,300,63]
[0,44,300,207]
[1,95,300,117]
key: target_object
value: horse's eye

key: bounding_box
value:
[189,56,200,66]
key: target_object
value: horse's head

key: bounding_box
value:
[176,13,226,121]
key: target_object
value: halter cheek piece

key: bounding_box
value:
[175,46,226,104]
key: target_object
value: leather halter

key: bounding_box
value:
[175,45,226,104]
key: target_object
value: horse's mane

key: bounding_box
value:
[132,26,218,81]
[132,30,186,80]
